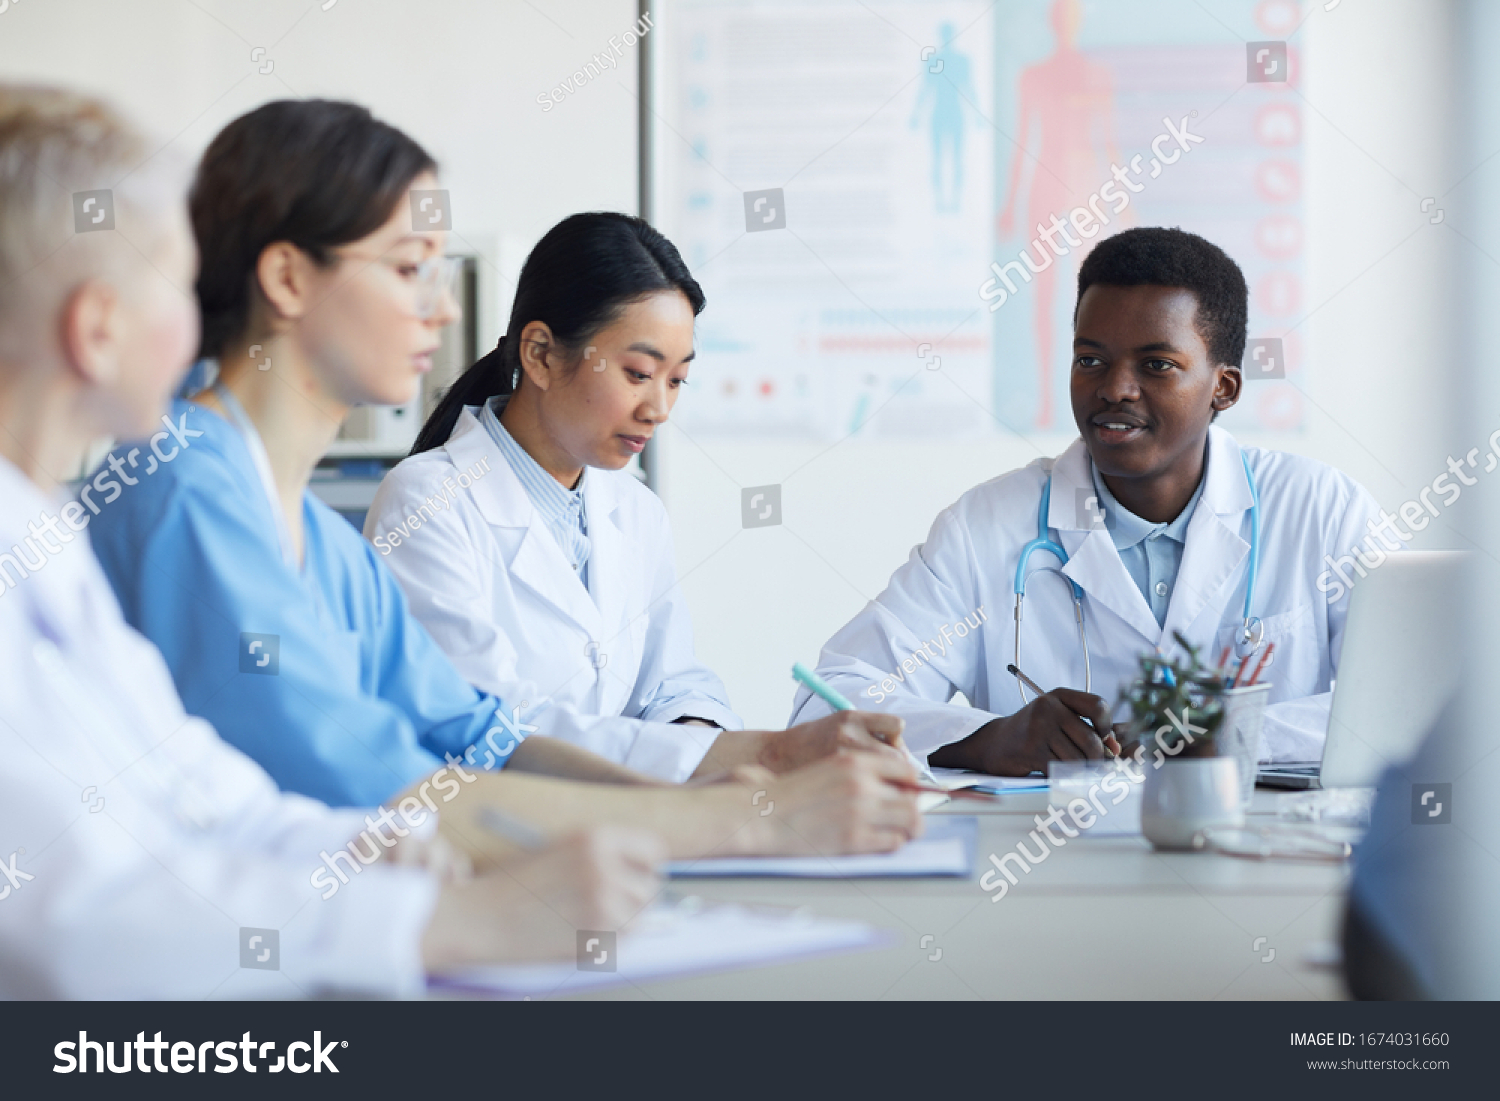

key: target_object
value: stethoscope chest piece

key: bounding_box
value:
[1235,616,1265,660]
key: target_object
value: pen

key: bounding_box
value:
[1005,662,1047,699]
[790,661,914,758]
[1230,652,1253,688]
[791,661,855,712]
[1007,663,1117,758]
[1246,642,1275,687]
[479,806,547,851]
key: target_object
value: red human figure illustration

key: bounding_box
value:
[997,0,1120,428]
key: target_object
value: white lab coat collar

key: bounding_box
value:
[443,407,630,642]
[1046,424,1254,648]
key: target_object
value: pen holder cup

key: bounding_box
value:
[1216,682,1271,808]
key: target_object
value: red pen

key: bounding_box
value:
[1246,642,1275,687]
[1230,652,1253,688]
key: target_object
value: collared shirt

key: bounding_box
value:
[1090,464,1206,628]
[480,398,591,588]
[0,455,435,998]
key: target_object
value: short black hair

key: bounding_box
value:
[1074,227,1248,368]
[191,99,437,359]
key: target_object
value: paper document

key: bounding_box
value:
[930,767,1049,793]
[430,903,888,998]
[666,816,977,878]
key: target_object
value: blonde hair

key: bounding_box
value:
[0,84,187,358]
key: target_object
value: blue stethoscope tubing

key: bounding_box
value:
[1012,453,1262,704]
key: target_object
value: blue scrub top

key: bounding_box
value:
[88,399,522,808]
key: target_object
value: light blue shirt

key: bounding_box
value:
[87,399,524,808]
[1090,464,1206,628]
[481,397,591,590]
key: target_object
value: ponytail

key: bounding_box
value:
[410,211,704,455]
[411,334,516,455]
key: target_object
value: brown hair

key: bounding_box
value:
[190,99,436,359]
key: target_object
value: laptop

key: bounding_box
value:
[1257,551,1464,790]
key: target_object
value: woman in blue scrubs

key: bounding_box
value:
[86,99,922,856]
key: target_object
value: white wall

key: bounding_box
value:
[0,0,643,336]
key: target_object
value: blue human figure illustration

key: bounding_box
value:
[911,22,975,213]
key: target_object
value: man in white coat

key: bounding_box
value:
[793,228,1387,772]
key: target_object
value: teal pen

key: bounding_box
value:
[791,662,855,712]
[793,662,950,785]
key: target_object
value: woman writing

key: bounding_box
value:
[370,212,907,782]
[87,99,922,862]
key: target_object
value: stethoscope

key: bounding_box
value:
[1012,453,1262,704]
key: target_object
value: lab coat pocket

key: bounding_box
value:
[1216,603,1320,695]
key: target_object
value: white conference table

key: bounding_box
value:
[570,790,1352,1000]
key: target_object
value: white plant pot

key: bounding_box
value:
[1140,756,1244,851]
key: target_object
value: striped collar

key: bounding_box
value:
[478,398,590,573]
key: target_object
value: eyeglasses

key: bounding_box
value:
[338,251,463,320]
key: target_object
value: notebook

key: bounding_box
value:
[429,902,890,998]
[930,766,1049,794]
[665,815,978,878]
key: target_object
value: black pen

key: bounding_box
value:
[1006,663,1118,758]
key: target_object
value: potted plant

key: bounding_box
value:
[1119,634,1243,850]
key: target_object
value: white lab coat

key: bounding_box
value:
[790,425,1385,763]
[0,457,435,999]
[365,407,741,782]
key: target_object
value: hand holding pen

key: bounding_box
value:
[1007,664,1121,759]
[929,664,1121,776]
